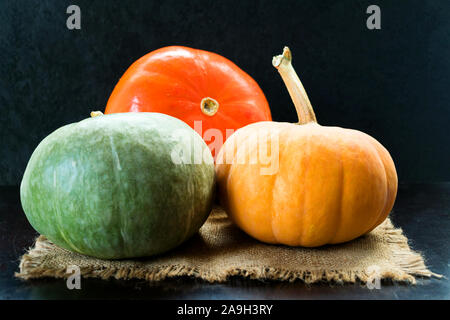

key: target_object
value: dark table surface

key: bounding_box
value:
[0,183,448,300]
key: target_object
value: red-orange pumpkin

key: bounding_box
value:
[105,46,272,157]
[215,47,398,247]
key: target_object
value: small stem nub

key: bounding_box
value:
[90,111,104,118]
[273,47,317,124]
[200,97,219,116]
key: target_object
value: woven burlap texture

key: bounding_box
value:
[16,207,440,284]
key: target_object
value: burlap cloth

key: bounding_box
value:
[16,207,440,284]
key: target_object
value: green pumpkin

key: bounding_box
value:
[20,112,215,259]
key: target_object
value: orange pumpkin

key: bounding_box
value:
[105,46,272,157]
[215,47,398,247]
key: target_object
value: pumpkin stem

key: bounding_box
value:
[273,47,317,124]
[90,111,104,118]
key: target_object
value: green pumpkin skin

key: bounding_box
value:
[20,113,215,259]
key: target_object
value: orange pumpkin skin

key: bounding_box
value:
[216,122,397,246]
[215,47,398,247]
[105,46,272,156]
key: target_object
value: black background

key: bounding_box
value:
[1,0,449,185]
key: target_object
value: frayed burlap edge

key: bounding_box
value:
[15,222,442,285]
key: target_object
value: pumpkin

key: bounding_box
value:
[104,46,272,157]
[20,112,215,259]
[215,47,398,247]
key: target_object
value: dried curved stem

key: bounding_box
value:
[273,47,317,124]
